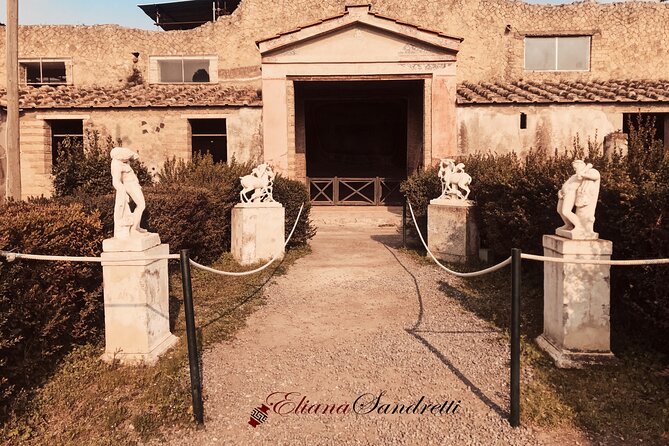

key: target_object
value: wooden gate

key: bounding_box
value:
[308,177,403,206]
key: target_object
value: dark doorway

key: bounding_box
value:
[305,98,407,178]
[296,80,423,205]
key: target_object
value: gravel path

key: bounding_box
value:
[161,227,588,445]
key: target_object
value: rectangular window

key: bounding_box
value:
[20,59,70,85]
[152,56,216,83]
[524,36,590,71]
[49,119,83,167]
[190,119,227,163]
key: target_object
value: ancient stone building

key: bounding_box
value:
[0,0,668,202]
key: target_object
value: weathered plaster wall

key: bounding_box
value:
[0,0,667,87]
[457,104,669,154]
[18,107,263,198]
[0,114,6,200]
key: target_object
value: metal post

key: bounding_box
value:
[402,200,407,248]
[180,249,204,425]
[510,248,521,427]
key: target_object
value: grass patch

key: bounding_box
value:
[1,247,310,446]
[406,247,669,445]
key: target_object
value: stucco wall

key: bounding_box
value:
[457,104,669,154]
[18,106,263,198]
[0,0,667,87]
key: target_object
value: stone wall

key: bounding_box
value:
[0,0,667,87]
[457,103,669,154]
[18,106,263,199]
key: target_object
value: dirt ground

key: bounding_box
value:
[159,227,590,445]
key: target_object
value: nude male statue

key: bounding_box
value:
[110,147,147,238]
[557,160,601,239]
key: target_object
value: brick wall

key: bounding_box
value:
[0,0,667,87]
[19,106,263,198]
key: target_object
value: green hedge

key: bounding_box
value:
[52,129,152,197]
[0,201,105,417]
[68,186,232,264]
[1,153,315,417]
[401,119,669,349]
[157,154,316,248]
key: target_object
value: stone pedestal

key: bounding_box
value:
[101,234,178,365]
[537,235,616,368]
[427,199,479,263]
[232,202,285,266]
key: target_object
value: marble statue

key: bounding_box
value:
[437,158,472,201]
[239,163,276,203]
[556,160,601,239]
[110,147,147,239]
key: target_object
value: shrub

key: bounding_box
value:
[64,186,232,264]
[273,176,316,248]
[158,154,316,249]
[52,129,152,197]
[400,116,669,350]
[0,201,104,417]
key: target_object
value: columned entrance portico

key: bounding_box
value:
[257,4,462,196]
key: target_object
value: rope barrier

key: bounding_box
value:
[521,253,669,266]
[188,203,305,277]
[0,203,304,272]
[406,201,512,277]
[406,201,669,269]
[0,251,180,263]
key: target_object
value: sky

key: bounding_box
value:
[0,0,622,30]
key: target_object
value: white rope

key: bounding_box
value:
[521,253,669,266]
[406,201,512,277]
[0,251,179,263]
[188,203,305,277]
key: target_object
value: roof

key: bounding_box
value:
[0,84,262,109]
[138,0,241,31]
[3,79,668,110]
[256,4,463,48]
[457,79,669,105]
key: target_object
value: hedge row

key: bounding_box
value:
[401,119,669,350]
[0,201,105,418]
[1,152,315,418]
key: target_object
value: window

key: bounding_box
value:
[190,119,227,163]
[524,36,590,71]
[520,113,527,130]
[49,120,83,167]
[623,113,668,151]
[151,56,217,83]
[20,58,70,86]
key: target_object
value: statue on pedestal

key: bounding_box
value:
[239,163,276,203]
[110,147,147,239]
[437,158,472,201]
[556,160,601,240]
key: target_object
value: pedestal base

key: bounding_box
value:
[102,232,161,252]
[232,203,285,266]
[539,235,615,368]
[427,201,478,263]
[536,335,617,369]
[101,242,177,365]
[101,333,178,366]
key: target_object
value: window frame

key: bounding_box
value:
[19,58,72,86]
[149,55,218,84]
[189,118,228,163]
[47,118,84,169]
[523,36,591,72]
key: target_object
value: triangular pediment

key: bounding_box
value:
[258,5,461,64]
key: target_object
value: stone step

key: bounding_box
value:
[310,205,405,228]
